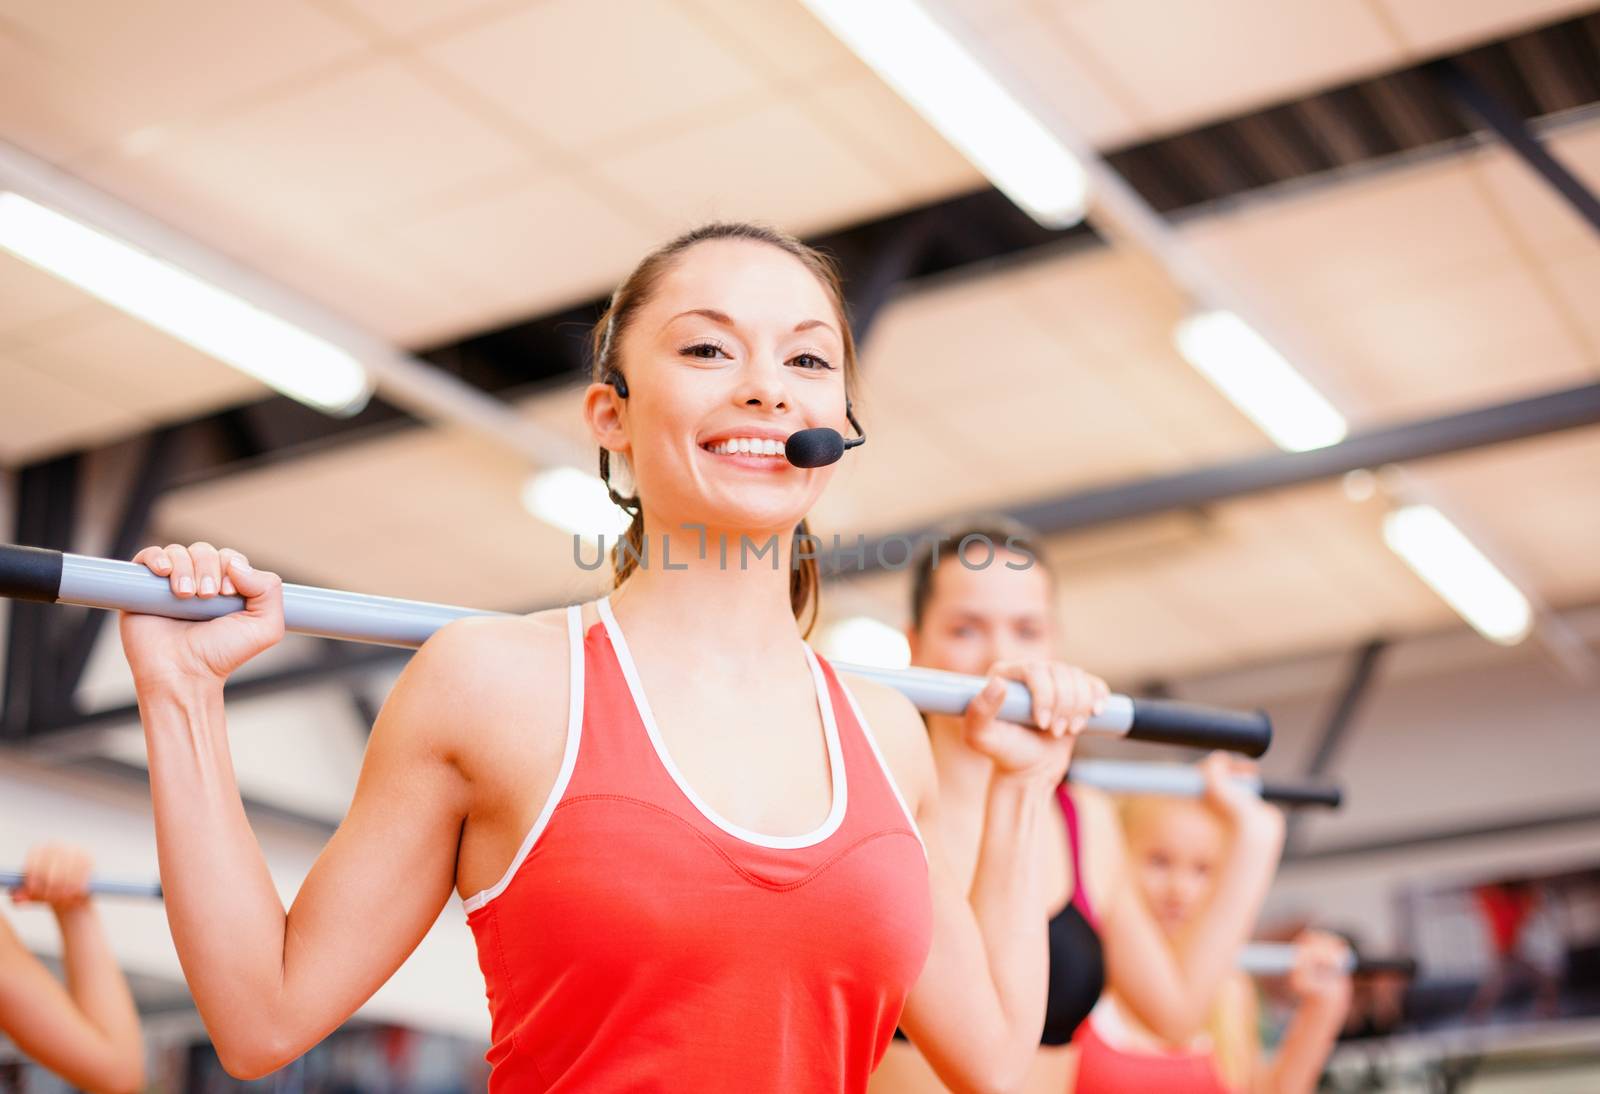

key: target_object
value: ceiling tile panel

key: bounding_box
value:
[386,173,659,327]
[83,61,530,238]
[0,352,143,464]
[590,100,904,235]
[14,311,265,419]
[674,0,860,82]
[802,69,984,207]
[1309,263,1594,421]
[1375,0,1597,55]
[0,253,96,342]
[0,0,369,162]
[1048,0,1402,137]
[422,0,769,154]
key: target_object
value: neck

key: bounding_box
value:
[606,513,806,659]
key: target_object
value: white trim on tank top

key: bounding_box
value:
[834,676,927,859]
[596,595,848,850]
[461,603,586,914]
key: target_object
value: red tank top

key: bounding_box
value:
[463,599,933,1092]
[1072,998,1232,1093]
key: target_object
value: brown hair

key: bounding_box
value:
[591,222,857,638]
[907,516,1056,631]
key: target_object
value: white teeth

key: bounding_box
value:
[707,437,784,457]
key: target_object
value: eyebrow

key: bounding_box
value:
[665,309,840,339]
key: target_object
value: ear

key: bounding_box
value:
[583,381,629,459]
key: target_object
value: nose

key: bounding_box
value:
[732,353,790,413]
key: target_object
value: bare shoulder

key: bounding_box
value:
[375,608,572,763]
[836,672,935,810]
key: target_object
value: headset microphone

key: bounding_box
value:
[784,403,866,468]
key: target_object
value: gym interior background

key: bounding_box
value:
[2,1,1598,1090]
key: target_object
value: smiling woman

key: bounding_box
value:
[586,222,859,638]
[115,221,1093,1094]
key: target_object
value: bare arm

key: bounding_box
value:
[853,667,1088,1094]
[0,849,143,1093]
[1100,756,1286,1044]
[119,545,555,1078]
[1262,933,1352,1094]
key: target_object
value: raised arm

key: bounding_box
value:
[1261,931,1352,1094]
[1099,754,1286,1044]
[0,846,144,1094]
[854,661,1099,1094]
[118,544,541,1078]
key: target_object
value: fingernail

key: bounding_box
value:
[200,576,216,595]
[232,557,251,573]
[178,576,194,594]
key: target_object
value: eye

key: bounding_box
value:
[789,351,835,371]
[681,340,730,360]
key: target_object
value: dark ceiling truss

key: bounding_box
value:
[1426,56,1600,235]
[819,381,1600,578]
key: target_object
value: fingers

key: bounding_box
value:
[134,542,253,599]
[964,675,1008,731]
[17,844,92,907]
[162,543,195,597]
[1021,662,1056,733]
[132,545,172,578]
[1047,665,1110,738]
[226,555,281,607]
[217,547,248,597]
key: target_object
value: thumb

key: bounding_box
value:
[226,557,278,601]
[966,676,1007,726]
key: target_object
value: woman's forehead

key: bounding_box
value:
[649,239,838,328]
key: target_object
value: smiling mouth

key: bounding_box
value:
[701,437,788,459]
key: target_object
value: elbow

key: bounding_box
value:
[1145,1004,1210,1047]
[213,1031,297,1082]
[951,1054,1030,1094]
[962,1070,1025,1094]
[82,1058,145,1094]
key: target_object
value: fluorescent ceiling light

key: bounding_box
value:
[1383,504,1533,645]
[0,192,369,415]
[521,467,633,539]
[1173,310,1348,452]
[798,0,1088,228]
[818,615,911,669]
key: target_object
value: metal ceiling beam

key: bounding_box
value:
[1428,58,1600,236]
[824,381,1600,572]
[1283,802,1600,864]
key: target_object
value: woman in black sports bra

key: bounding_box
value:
[868,519,1286,1093]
